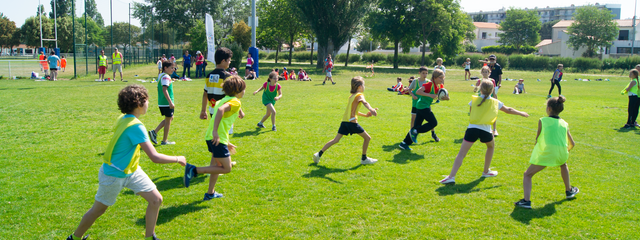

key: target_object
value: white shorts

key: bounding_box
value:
[95,166,156,206]
[326,72,332,77]
[494,86,500,94]
[112,64,123,73]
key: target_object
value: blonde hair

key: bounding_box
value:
[351,76,365,94]
[436,58,443,64]
[631,69,639,80]
[481,65,490,74]
[431,69,444,82]
[557,64,563,68]
[477,80,494,107]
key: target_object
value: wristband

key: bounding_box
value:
[175,156,179,163]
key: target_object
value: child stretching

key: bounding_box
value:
[313,76,379,165]
[387,77,403,92]
[67,85,187,240]
[408,67,438,143]
[515,96,578,208]
[434,58,446,74]
[149,61,177,145]
[253,72,283,131]
[439,80,529,184]
[184,76,246,200]
[462,58,471,80]
[399,69,448,150]
[474,66,500,136]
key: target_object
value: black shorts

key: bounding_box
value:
[50,68,58,71]
[463,128,494,143]
[159,107,174,117]
[206,140,230,158]
[411,107,417,114]
[338,122,365,136]
[246,66,253,71]
[465,69,470,72]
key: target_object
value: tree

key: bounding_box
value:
[256,0,290,64]
[473,14,487,22]
[189,20,207,54]
[567,6,619,58]
[84,0,104,26]
[56,16,85,52]
[230,21,251,51]
[368,0,416,69]
[432,8,475,59]
[80,14,105,46]
[50,0,75,19]
[356,34,379,52]
[0,13,18,50]
[21,15,54,48]
[37,5,46,17]
[539,20,560,40]
[497,8,541,52]
[103,22,141,48]
[293,0,374,68]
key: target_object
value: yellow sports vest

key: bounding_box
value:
[469,95,500,125]
[112,52,122,64]
[103,114,142,174]
[342,93,363,122]
[99,55,107,66]
[623,78,639,95]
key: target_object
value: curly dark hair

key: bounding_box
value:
[222,75,246,96]
[118,85,149,114]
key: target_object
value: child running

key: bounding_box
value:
[253,72,283,131]
[313,76,379,165]
[323,55,336,85]
[515,96,578,208]
[148,61,177,145]
[408,67,438,143]
[399,69,448,150]
[439,80,529,184]
[548,64,563,98]
[184,76,246,200]
[61,55,67,72]
[67,85,187,240]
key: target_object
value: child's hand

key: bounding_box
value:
[521,112,530,118]
[441,96,450,101]
[239,110,245,119]
[177,156,187,166]
[211,133,220,146]
[200,111,208,120]
[370,108,378,117]
[228,143,237,155]
[169,103,175,109]
[253,91,257,95]
[412,95,418,100]
[275,96,281,101]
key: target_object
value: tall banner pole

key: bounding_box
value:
[249,0,259,78]
[205,13,216,63]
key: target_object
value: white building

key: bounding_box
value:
[471,22,502,52]
[468,3,621,24]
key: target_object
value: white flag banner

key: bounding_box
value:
[205,13,216,63]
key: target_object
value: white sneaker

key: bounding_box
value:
[493,130,499,136]
[439,176,455,184]
[161,141,176,145]
[481,170,498,178]
[313,152,321,164]
[360,157,378,165]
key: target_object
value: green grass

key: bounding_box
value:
[1,62,639,239]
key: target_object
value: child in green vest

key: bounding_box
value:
[516,96,578,209]
[149,61,176,145]
[440,80,529,184]
[407,67,439,143]
[313,76,379,165]
[184,76,246,200]
[253,72,283,131]
[622,69,640,129]
[67,85,187,240]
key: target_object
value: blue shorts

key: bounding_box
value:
[206,140,230,158]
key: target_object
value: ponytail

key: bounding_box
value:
[477,94,489,107]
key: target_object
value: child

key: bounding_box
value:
[515,96,578,209]
[548,64,563,98]
[184,76,246,200]
[289,70,296,80]
[283,67,289,80]
[201,47,241,121]
[61,55,67,72]
[474,66,499,136]
[245,53,254,77]
[622,69,640,129]
[170,62,180,80]
[513,79,526,94]
[245,69,257,80]
[253,72,283,131]
[313,76,379,165]
[229,67,238,75]
[462,58,471,80]
[407,67,438,143]
[149,61,177,145]
[274,68,285,80]
[399,69,448,150]
[388,77,403,92]
[157,58,163,74]
[366,61,375,77]
[439,80,529,184]
[323,55,336,85]
[434,58,446,74]
[67,85,187,240]
[478,58,489,67]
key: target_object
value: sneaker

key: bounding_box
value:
[360,157,378,165]
[184,163,197,188]
[322,81,326,85]
[272,126,277,131]
[148,130,158,144]
[565,186,579,199]
[439,176,455,184]
[257,122,265,128]
[635,122,640,127]
[66,235,89,240]
[431,131,440,142]
[151,235,161,240]
[203,192,224,200]
[547,95,552,99]
[481,170,498,178]
[493,129,499,137]
[398,142,412,150]
[409,129,418,143]
[332,82,336,85]
[161,141,175,145]
[231,161,237,166]
[514,199,532,209]
[435,99,440,104]
[623,124,633,129]
[313,152,321,164]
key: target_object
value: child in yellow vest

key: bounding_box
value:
[184,76,246,200]
[515,96,578,208]
[313,76,379,165]
[440,80,529,184]
[67,85,187,240]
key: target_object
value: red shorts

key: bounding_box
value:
[99,66,106,74]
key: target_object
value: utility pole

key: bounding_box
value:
[632,0,637,55]
[251,0,256,47]
[129,3,131,67]
[110,0,113,51]
[39,0,42,48]
[72,0,76,78]
[53,0,57,48]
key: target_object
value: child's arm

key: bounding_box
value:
[163,86,174,109]
[567,129,575,151]
[357,95,378,117]
[625,80,637,92]
[253,85,265,95]
[408,81,418,99]
[416,86,438,99]
[211,103,231,146]
[534,119,542,145]
[201,91,209,119]
[500,105,529,117]
[275,85,283,101]
[139,142,187,166]
[523,85,526,93]
[238,108,245,119]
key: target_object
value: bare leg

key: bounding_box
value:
[357,131,371,155]
[260,105,272,124]
[154,120,165,133]
[138,189,163,238]
[523,164,546,201]
[560,163,572,191]
[196,156,232,194]
[161,116,173,142]
[73,201,109,238]
[483,140,495,174]
[448,140,475,178]
[321,134,343,152]
[267,104,276,126]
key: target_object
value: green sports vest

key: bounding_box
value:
[529,117,569,167]
[262,83,279,106]
[415,83,436,110]
[625,78,639,95]
[157,73,174,106]
[412,79,428,108]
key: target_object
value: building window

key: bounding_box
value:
[617,47,631,53]
[482,32,487,39]
[618,30,629,40]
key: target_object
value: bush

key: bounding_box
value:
[221,42,244,69]
[573,57,602,71]
[481,45,537,54]
[336,53,361,63]
[464,43,478,53]
[614,56,640,70]
[508,54,549,71]
[601,58,616,70]
[258,52,267,60]
[290,51,318,62]
[362,52,388,63]
[548,57,573,70]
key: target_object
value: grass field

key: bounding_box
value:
[1,62,639,239]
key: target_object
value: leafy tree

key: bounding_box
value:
[356,34,379,52]
[473,14,487,22]
[84,0,104,26]
[56,16,85,52]
[80,14,105,46]
[21,15,54,48]
[0,13,19,50]
[37,5,46,16]
[567,6,619,58]
[497,8,541,52]
[231,21,251,51]
[430,2,475,60]
[103,22,141,48]
[50,0,75,19]
[368,0,416,69]
[293,0,374,68]
[539,20,560,40]
[189,20,207,54]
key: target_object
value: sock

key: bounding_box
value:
[145,236,154,240]
[361,154,367,160]
[318,150,324,157]
[72,235,82,240]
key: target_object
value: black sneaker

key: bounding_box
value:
[148,130,158,144]
[514,199,532,209]
[431,131,440,142]
[332,82,336,85]
[322,81,326,85]
[66,235,89,240]
[566,186,579,199]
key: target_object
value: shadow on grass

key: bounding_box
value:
[453,138,464,144]
[510,198,573,224]
[616,127,638,132]
[435,178,502,196]
[136,200,207,226]
[391,151,424,164]
[302,163,362,184]
[123,176,206,195]
[233,128,267,138]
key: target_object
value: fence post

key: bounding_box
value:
[8,61,11,78]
